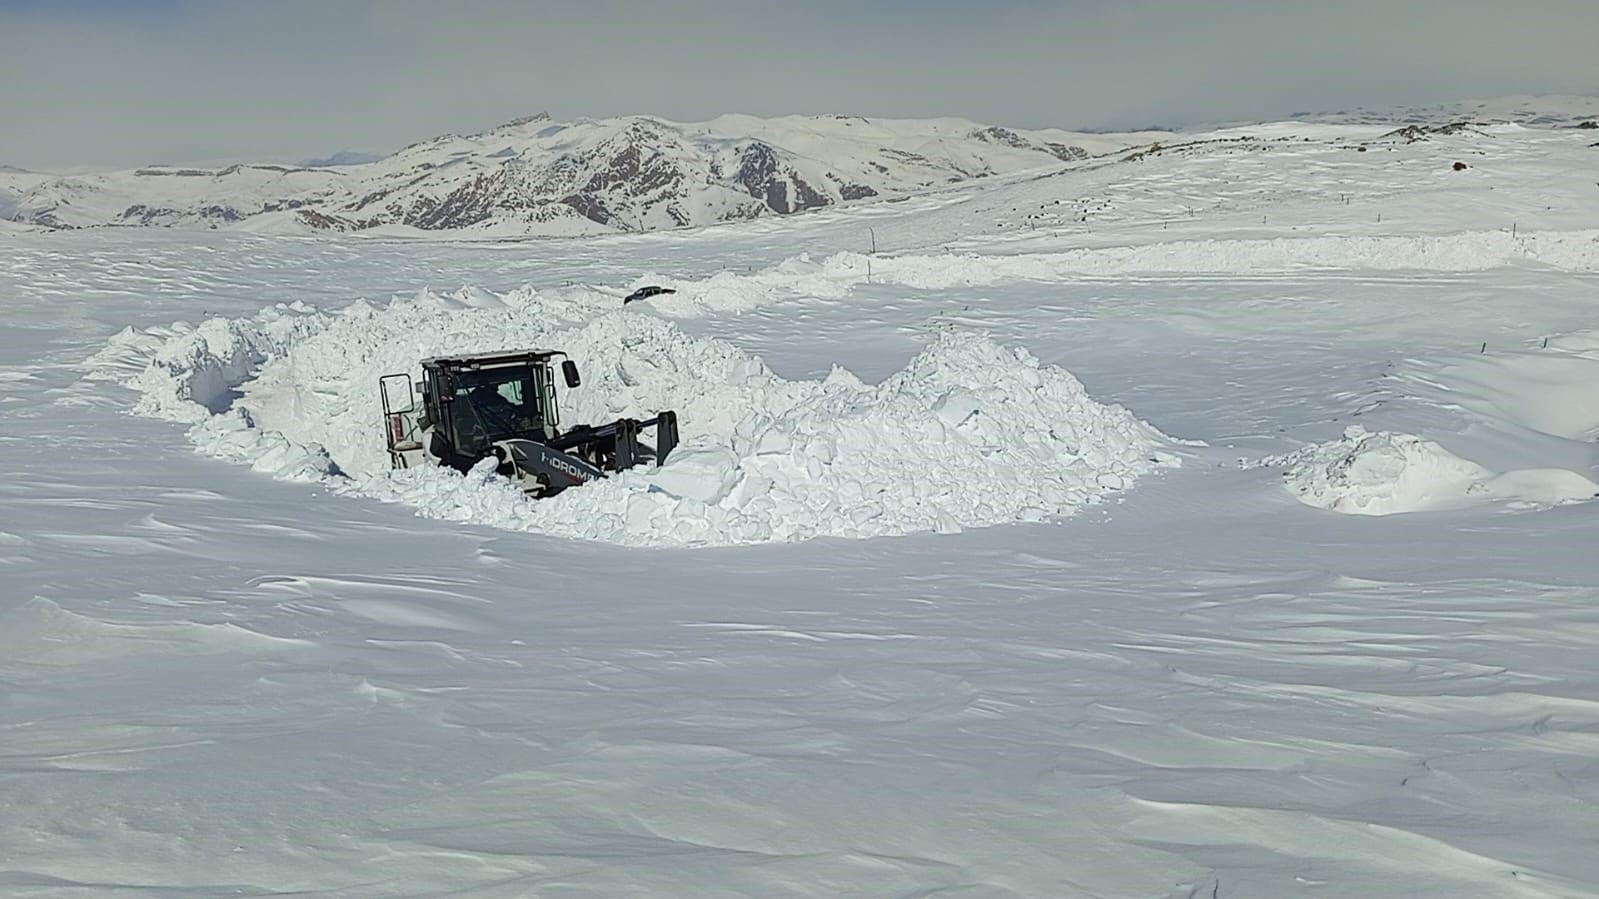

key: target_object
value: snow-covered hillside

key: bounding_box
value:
[5,111,1599,896]
[0,113,1150,236]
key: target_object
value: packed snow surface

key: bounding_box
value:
[92,285,1176,545]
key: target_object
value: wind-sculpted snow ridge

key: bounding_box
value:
[635,230,1599,316]
[1270,331,1599,516]
[88,302,329,424]
[89,285,1177,546]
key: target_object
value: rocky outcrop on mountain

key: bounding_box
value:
[733,142,826,214]
[1381,122,1487,143]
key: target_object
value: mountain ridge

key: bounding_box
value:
[0,113,1153,237]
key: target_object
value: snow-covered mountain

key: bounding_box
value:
[0,113,1150,237]
[1295,93,1599,127]
[300,150,385,168]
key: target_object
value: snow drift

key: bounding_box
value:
[88,285,1176,546]
[1276,426,1495,515]
[1280,333,1599,516]
[632,230,1599,317]
[1275,425,1598,515]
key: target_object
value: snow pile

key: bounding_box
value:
[189,409,340,483]
[236,287,817,478]
[92,285,1175,546]
[630,255,855,316]
[1275,425,1598,515]
[349,459,555,531]
[342,326,1178,546]
[86,303,344,481]
[1276,426,1493,515]
[87,303,328,424]
[486,333,1178,545]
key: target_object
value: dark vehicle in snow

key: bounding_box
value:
[380,349,677,496]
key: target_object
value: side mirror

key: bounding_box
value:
[562,359,581,388]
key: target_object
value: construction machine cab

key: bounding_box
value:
[418,350,574,467]
[380,348,676,497]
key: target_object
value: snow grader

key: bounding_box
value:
[379,349,678,496]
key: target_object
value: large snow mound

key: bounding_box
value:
[1273,425,1598,515]
[88,286,1177,546]
[500,333,1178,545]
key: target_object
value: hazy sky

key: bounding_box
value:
[2,0,1595,168]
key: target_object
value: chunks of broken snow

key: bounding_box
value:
[523,331,1178,546]
[647,446,744,505]
[190,410,340,483]
[1275,425,1598,515]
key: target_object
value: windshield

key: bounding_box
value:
[450,366,543,445]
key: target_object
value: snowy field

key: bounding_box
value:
[5,122,1599,897]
